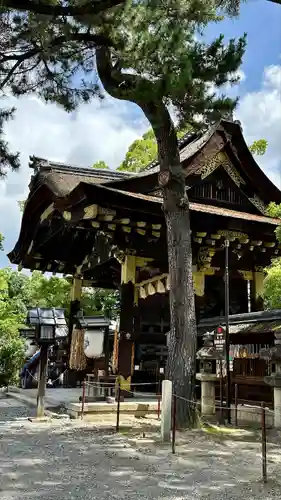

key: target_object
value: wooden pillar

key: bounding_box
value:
[251,271,264,311]
[117,255,136,395]
[36,344,48,418]
[67,277,83,386]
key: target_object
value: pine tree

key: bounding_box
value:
[0,0,247,426]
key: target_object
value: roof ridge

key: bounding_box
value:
[28,156,135,179]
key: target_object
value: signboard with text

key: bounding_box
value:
[214,326,226,357]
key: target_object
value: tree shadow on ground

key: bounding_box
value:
[0,410,281,500]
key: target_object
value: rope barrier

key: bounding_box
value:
[80,382,278,416]
[84,380,159,386]
[26,369,67,384]
[170,392,276,415]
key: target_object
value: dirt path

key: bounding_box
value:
[0,398,281,500]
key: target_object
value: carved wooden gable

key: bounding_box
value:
[187,151,267,215]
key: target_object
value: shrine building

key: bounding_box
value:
[9,118,281,396]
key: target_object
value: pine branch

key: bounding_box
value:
[1,0,124,17]
[0,33,113,89]
[96,47,179,173]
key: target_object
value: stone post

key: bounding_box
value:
[161,380,172,442]
[196,373,217,416]
[273,386,281,428]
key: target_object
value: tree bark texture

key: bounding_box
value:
[95,47,197,427]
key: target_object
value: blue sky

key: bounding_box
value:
[1,1,281,269]
[207,1,281,90]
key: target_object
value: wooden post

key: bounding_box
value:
[157,392,161,420]
[219,359,224,425]
[224,240,231,424]
[172,394,177,454]
[234,384,238,427]
[118,255,136,396]
[116,382,121,432]
[261,402,267,483]
[36,345,48,418]
[81,380,86,420]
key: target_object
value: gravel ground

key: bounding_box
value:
[1,397,281,500]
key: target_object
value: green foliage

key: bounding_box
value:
[118,125,194,172]
[249,139,268,156]
[0,107,20,176]
[92,160,109,169]
[264,259,281,310]
[0,271,26,386]
[0,232,4,251]
[17,200,26,212]
[0,337,25,386]
[262,203,281,310]
[0,0,246,172]
[81,288,120,319]
[267,203,281,242]
[267,202,281,219]
[118,129,158,172]
[0,267,119,385]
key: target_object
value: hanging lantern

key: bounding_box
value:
[76,315,110,359]
[84,329,104,358]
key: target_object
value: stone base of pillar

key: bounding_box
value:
[196,373,217,416]
[274,387,281,428]
[264,374,281,428]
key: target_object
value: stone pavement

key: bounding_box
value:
[1,397,281,500]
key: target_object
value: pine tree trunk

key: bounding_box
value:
[95,47,198,427]
[165,207,197,427]
[147,104,198,428]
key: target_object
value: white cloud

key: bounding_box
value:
[235,63,281,188]
[0,94,148,266]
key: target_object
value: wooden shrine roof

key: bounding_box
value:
[198,309,281,338]
[28,155,135,197]
[106,119,281,208]
[8,118,281,280]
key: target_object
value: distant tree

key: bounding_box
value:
[118,130,158,172]
[262,203,281,309]
[267,202,281,241]
[249,139,268,156]
[264,259,281,310]
[92,160,109,169]
[118,126,193,173]
[0,232,4,251]
[17,200,26,213]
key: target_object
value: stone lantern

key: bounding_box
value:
[261,330,281,428]
[196,332,222,416]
